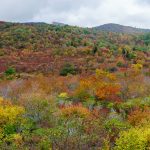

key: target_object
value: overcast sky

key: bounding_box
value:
[1,0,150,28]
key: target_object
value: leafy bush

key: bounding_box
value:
[114,127,150,150]
[0,97,25,148]
[60,63,78,76]
[126,52,136,60]
[117,61,124,67]
[127,107,150,126]
[5,67,16,76]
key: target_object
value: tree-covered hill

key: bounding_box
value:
[93,23,150,34]
[0,21,149,75]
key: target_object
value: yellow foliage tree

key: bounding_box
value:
[0,97,25,126]
[0,97,25,146]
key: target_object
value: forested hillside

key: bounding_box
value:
[0,21,149,75]
[0,21,149,149]
[94,23,150,33]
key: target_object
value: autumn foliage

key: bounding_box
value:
[0,22,149,149]
[61,105,91,118]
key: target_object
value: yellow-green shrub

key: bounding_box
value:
[114,127,150,150]
[0,97,25,126]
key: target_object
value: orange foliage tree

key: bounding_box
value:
[128,107,150,126]
[75,69,121,103]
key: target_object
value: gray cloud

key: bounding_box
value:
[0,0,49,21]
[0,0,150,28]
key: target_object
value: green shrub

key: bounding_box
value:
[5,67,16,76]
[60,63,78,76]
[126,52,136,60]
[117,61,124,67]
[4,124,16,135]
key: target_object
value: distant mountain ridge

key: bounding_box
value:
[93,23,150,34]
[52,22,150,34]
[52,22,67,26]
[1,21,150,34]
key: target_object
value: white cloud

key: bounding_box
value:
[1,0,150,28]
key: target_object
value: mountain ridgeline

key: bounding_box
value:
[51,22,150,34]
[93,23,150,34]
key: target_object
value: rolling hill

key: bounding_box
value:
[93,23,150,33]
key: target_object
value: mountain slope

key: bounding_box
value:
[93,23,150,34]
[0,21,150,74]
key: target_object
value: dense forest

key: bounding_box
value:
[0,21,150,149]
